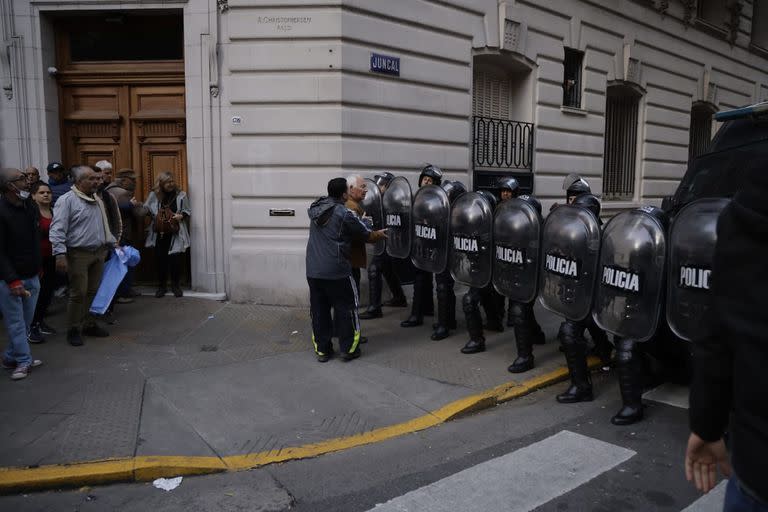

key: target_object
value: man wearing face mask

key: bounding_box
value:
[0,168,44,380]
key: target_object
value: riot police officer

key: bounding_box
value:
[401,165,442,327]
[460,190,505,354]
[495,177,546,373]
[359,172,408,319]
[431,180,466,340]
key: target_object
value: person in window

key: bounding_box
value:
[28,182,57,343]
[145,172,190,298]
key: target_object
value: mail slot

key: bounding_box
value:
[269,208,295,217]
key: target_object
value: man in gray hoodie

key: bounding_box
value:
[306,177,386,362]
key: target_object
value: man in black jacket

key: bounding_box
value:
[0,168,43,380]
[306,178,386,363]
[685,160,768,509]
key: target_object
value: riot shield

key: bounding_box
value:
[592,208,667,341]
[360,177,385,256]
[382,176,412,259]
[492,198,542,302]
[449,192,494,288]
[539,204,601,321]
[666,198,730,342]
[411,185,451,273]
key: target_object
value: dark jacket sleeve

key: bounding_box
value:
[690,168,768,441]
[342,208,371,241]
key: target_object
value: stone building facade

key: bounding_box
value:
[1,0,766,304]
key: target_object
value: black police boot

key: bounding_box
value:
[359,308,382,320]
[611,348,644,425]
[506,300,515,328]
[508,328,534,373]
[460,305,485,354]
[432,284,454,340]
[383,296,407,307]
[556,343,593,403]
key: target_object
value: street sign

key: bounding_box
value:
[370,53,400,76]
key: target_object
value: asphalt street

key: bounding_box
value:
[0,371,724,512]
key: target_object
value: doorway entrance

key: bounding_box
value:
[54,12,188,284]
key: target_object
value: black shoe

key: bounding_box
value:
[155,288,167,298]
[359,336,368,344]
[484,322,504,333]
[28,324,46,344]
[556,384,594,403]
[431,326,450,340]
[67,328,84,347]
[82,324,109,338]
[460,339,485,354]
[359,309,383,320]
[383,297,407,307]
[103,310,116,325]
[342,349,361,361]
[611,404,644,425]
[38,321,57,335]
[172,286,183,298]
[400,316,423,327]
[508,355,534,374]
[317,353,331,363]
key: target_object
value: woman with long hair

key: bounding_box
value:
[29,181,57,342]
[145,171,191,297]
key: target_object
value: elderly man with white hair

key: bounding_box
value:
[50,165,116,347]
[345,174,386,344]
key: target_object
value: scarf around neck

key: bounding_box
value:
[71,185,115,245]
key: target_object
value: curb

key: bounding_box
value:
[0,357,601,494]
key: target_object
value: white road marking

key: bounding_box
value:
[681,480,728,511]
[368,430,636,512]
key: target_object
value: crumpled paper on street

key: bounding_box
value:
[153,477,183,491]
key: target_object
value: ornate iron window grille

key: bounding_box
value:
[472,116,534,170]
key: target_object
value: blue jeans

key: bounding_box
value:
[0,276,40,366]
[726,477,768,512]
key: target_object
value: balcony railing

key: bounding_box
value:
[472,116,534,171]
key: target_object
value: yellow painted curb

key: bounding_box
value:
[0,360,600,494]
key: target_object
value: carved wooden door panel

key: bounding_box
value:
[60,85,129,171]
[130,85,187,203]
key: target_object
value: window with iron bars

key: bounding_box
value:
[752,0,768,50]
[602,84,642,201]
[689,102,716,163]
[562,48,584,108]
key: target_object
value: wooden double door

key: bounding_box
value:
[59,83,189,284]
[60,83,187,205]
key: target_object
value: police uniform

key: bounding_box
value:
[359,172,407,319]
[400,165,443,328]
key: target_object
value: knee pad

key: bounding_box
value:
[558,321,584,346]
[614,338,635,364]
[508,302,529,326]
[462,292,479,314]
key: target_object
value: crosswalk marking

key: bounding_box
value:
[681,480,728,511]
[643,382,690,409]
[367,430,636,512]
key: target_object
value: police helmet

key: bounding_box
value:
[373,171,395,189]
[637,205,669,230]
[572,193,601,218]
[496,176,521,197]
[518,194,543,216]
[419,164,443,186]
[563,174,591,201]
[477,189,498,210]
[441,179,467,204]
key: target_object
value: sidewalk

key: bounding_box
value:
[0,287,588,491]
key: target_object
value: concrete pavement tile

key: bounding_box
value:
[136,382,221,458]
[147,352,478,457]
